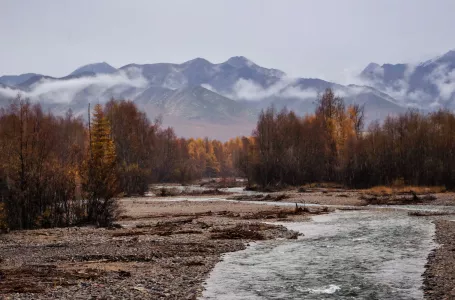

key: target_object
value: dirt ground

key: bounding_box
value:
[0,200,325,300]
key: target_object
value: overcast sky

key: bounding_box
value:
[2,0,455,83]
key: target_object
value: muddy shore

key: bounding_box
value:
[423,219,455,299]
[0,200,320,300]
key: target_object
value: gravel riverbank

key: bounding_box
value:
[0,200,314,299]
[1,189,454,299]
[424,219,455,299]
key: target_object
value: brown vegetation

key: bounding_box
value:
[364,185,446,196]
[0,98,245,230]
[2,88,455,230]
[0,99,86,229]
[0,203,7,232]
[360,195,436,205]
[234,88,455,190]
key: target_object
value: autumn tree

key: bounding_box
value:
[82,104,120,226]
[105,100,153,195]
[0,97,86,229]
[233,137,256,185]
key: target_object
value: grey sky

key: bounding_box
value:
[2,0,455,83]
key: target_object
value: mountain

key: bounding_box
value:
[17,75,56,90]
[360,49,455,109]
[253,78,404,122]
[119,56,285,94]
[136,85,254,123]
[0,73,42,87]
[0,56,416,139]
[69,62,117,77]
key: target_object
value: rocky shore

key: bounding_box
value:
[1,187,454,299]
[0,200,313,300]
[423,219,455,299]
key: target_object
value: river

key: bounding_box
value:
[201,210,436,300]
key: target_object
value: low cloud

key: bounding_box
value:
[203,77,319,102]
[280,86,319,99]
[0,86,19,99]
[355,63,433,109]
[425,64,455,103]
[0,68,148,104]
[355,60,455,110]
[200,83,217,93]
[227,78,292,101]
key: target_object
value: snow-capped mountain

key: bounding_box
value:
[0,55,423,139]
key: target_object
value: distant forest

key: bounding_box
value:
[1,88,455,230]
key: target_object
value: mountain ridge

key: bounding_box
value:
[359,49,455,109]
[2,53,450,139]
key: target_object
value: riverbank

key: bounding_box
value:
[227,188,455,207]
[0,199,322,299]
[424,219,455,299]
[1,186,454,299]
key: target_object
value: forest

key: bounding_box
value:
[1,88,455,230]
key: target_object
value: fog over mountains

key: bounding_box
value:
[1,50,455,140]
[360,50,455,110]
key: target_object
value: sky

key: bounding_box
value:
[2,0,455,83]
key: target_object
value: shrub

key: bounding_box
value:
[0,203,8,232]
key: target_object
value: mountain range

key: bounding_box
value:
[2,50,455,140]
[359,50,455,110]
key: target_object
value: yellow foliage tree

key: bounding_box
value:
[82,104,119,226]
[204,139,220,177]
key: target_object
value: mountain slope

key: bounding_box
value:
[69,62,117,77]
[0,73,42,87]
[136,85,255,123]
[360,49,455,109]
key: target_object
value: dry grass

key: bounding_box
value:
[302,182,346,189]
[364,185,446,196]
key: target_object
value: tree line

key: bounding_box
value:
[1,89,455,230]
[0,97,243,230]
[236,89,455,189]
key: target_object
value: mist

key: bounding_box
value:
[0,69,148,104]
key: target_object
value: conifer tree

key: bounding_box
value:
[82,104,119,226]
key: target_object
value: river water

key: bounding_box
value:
[201,210,437,300]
